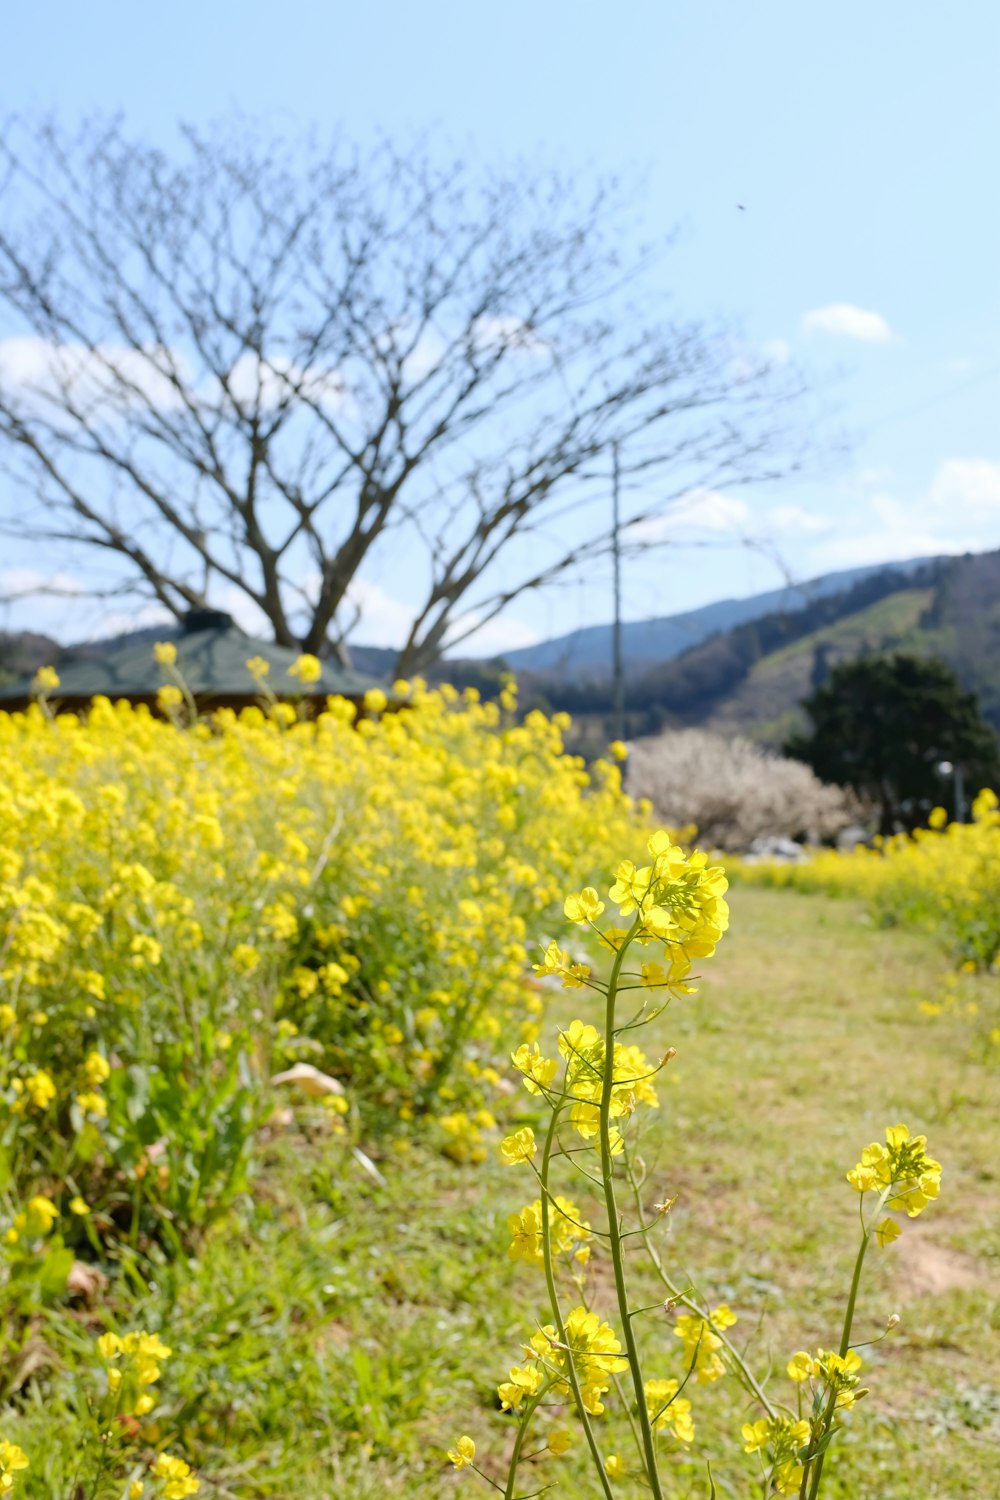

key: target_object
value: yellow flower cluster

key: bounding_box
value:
[0,683,641,1239]
[673,1304,738,1384]
[506,1196,591,1266]
[847,1123,942,1220]
[462,832,733,1491]
[523,1307,629,1416]
[787,1347,866,1409]
[150,1454,200,1498]
[741,1414,812,1495]
[287,652,323,684]
[97,1330,172,1417]
[509,1021,660,1151]
[0,1332,198,1498]
[605,830,730,955]
[644,1377,695,1444]
[4,1194,58,1245]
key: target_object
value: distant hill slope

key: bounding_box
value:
[501,556,943,678]
[702,587,937,744]
[520,550,1000,754]
[918,549,1000,728]
[0,630,60,685]
[628,549,1000,744]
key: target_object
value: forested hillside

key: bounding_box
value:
[517,550,1000,748]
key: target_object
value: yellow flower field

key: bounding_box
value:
[0,673,995,1498]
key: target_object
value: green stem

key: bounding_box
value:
[804,1211,876,1500]
[539,1107,616,1500]
[503,1391,544,1500]
[837,1226,872,1360]
[598,915,664,1499]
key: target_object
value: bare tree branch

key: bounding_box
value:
[0,116,808,670]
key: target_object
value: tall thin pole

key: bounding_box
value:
[611,440,625,746]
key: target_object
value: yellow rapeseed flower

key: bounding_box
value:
[288,653,323,684]
[26,1196,58,1234]
[563,887,605,924]
[498,1127,536,1165]
[446,1435,476,1469]
[25,1071,56,1110]
[673,1306,736,1384]
[150,1454,199,1498]
[0,1439,29,1492]
[786,1350,815,1382]
[84,1050,111,1086]
[497,1362,545,1411]
[645,1377,695,1443]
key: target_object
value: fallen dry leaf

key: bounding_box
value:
[270,1062,345,1098]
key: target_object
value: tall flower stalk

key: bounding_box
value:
[448,827,944,1499]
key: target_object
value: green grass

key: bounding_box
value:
[9,887,998,1498]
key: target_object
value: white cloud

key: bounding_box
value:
[807,456,1000,569]
[801,304,893,342]
[925,458,1000,521]
[213,587,271,638]
[627,488,750,545]
[0,566,82,600]
[470,314,548,356]
[856,464,894,488]
[0,336,351,422]
[343,579,415,649]
[0,335,191,415]
[812,523,963,569]
[446,610,541,658]
[216,352,348,414]
[766,504,832,536]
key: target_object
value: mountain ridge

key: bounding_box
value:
[523,549,1000,753]
[499,556,944,677]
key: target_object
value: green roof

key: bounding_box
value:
[0,612,382,705]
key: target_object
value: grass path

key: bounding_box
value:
[422,886,999,1498]
[37,887,993,1499]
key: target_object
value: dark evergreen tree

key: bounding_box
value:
[785,653,1000,834]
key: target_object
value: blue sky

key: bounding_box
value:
[2,1,998,652]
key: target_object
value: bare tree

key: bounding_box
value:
[0,117,804,673]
